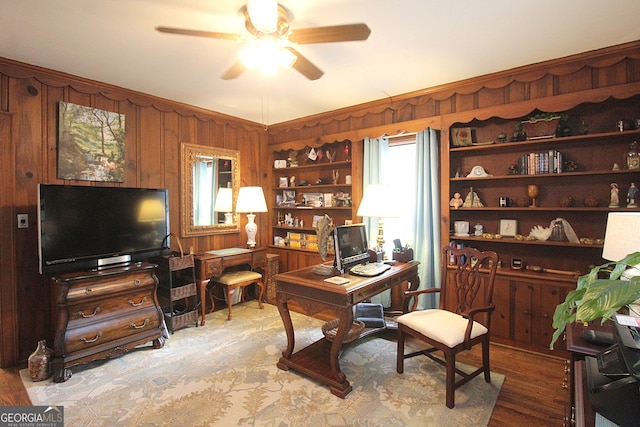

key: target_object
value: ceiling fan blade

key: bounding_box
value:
[155,26,246,42]
[220,60,247,80]
[285,47,323,80]
[287,23,371,44]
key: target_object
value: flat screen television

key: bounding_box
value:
[38,184,171,274]
[333,223,370,273]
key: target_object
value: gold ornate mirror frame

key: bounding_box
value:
[180,142,240,237]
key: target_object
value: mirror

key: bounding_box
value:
[180,142,240,237]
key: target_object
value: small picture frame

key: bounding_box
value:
[499,219,518,237]
[279,177,288,188]
[451,127,472,147]
[282,190,296,205]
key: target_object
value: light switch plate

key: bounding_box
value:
[17,214,28,228]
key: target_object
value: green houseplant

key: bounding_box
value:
[550,251,640,349]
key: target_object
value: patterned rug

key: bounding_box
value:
[22,301,503,426]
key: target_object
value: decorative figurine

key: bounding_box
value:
[463,187,484,207]
[627,182,639,208]
[287,150,299,167]
[584,195,599,207]
[609,183,620,208]
[497,132,507,143]
[578,120,589,135]
[626,141,639,170]
[474,223,484,236]
[560,195,575,207]
[449,192,463,209]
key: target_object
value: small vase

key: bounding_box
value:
[28,339,53,382]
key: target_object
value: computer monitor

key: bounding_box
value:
[333,223,370,273]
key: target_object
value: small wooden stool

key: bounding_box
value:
[214,270,264,320]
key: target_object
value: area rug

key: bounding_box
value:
[22,301,503,426]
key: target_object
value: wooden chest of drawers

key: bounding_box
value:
[51,263,165,382]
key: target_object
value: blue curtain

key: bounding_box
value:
[362,136,389,306]
[413,128,441,309]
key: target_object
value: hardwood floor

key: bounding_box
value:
[459,343,567,426]
[0,342,567,425]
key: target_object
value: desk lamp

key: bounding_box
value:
[213,187,234,224]
[235,186,268,248]
[356,184,400,259]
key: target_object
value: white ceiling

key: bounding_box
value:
[1,0,639,125]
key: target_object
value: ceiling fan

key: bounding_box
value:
[155,1,371,81]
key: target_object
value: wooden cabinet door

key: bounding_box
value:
[534,283,567,351]
[512,280,535,345]
[491,277,511,341]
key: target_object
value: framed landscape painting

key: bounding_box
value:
[57,101,126,182]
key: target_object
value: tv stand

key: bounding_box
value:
[50,262,165,382]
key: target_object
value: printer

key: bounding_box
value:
[585,315,640,427]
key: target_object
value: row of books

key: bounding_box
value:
[516,150,563,175]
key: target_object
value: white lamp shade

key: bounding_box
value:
[602,212,640,261]
[236,186,268,213]
[213,187,233,212]
[357,184,401,218]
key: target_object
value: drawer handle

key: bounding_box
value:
[77,306,101,318]
[130,318,150,329]
[84,288,93,295]
[134,278,141,286]
[128,297,147,307]
[80,332,103,344]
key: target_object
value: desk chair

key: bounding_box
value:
[213,270,264,320]
[396,245,498,408]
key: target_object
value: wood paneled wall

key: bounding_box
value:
[267,40,640,142]
[0,58,268,366]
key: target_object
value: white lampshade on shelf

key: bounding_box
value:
[602,212,640,262]
[235,186,268,248]
[213,187,234,224]
[357,184,401,256]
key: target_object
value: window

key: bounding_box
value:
[381,136,417,254]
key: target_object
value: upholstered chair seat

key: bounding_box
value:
[398,309,488,348]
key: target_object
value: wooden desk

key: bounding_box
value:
[275,261,420,398]
[195,247,266,326]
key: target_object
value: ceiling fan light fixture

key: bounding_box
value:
[239,44,260,69]
[277,46,296,68]
[239,39,295,76]
[246,0,278,34]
